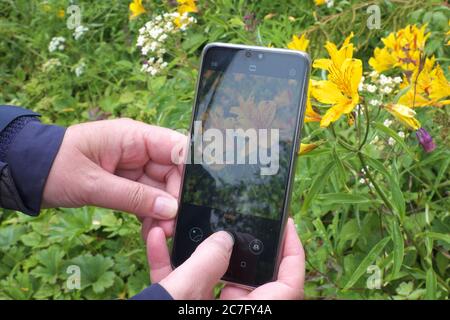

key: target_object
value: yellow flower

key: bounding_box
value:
[314,0,326,5]
[305,81,321,123]
[298,143,318,155]
[129,0,146,19]
[369,24,430,73]
[57,9,65,18]
[399,61,450,108]
[384,104,421,130]
[311,34,362,127]
[177,0,198,15]
[287,34,309,52]
[369,47,397,73]
[313,33,354,71]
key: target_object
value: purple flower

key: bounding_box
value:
[416,128,436,153]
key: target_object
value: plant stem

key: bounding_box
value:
[357,152,394,213]
[330,123,357,152]
[358,103,371,150]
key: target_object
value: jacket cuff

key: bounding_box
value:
[130,283,174,300]
[6,121,66,216]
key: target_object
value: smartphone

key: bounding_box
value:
[171,43,310,288]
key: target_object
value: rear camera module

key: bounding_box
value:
[245,50,252,58]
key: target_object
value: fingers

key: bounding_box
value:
[237,218,305,300]
[137,174,166,190]
[144,162,181,199]
[147,227,173,283]
[159,231,234,300]
[88,168,178,219]
[220,285,251,300]
[277,218,305,296]
[141,217,153,241]
[144,125,188,165]
[156,219,175,237]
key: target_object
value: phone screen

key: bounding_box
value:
[172,44,309,287]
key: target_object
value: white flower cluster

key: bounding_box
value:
[42,58,61,72]
[359,71,403,99]
[74,61,86,77]
[359,166,373,188]
[383,119,393,127]
[48,36,66,52]
[73,25,89,40]
[137,12,196,76]
[370,127,407,147]
[325,0,334,8]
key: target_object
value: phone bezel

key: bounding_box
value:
[170,42,311,289]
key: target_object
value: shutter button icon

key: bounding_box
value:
[188,227,203,242]
[249,239,264,255]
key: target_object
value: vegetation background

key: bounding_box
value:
[0,0,449,299]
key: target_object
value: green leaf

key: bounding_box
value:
[30,246,65,284]
[119,91,135,104]
[420,232,450,244]
[301,161,336,214]
[363,155,405,220]
[343,237,390,290]
[389,220,404,279]
[425,268,437,300]
[92,272,115,294]
[312,218,334,255]
[0,225,27,248]
[332,147,347,186]
[127,270,150,297]
[390,161,406,221]
[69,254,114,292]
[316,193,380,205]
[181,33,207,53]
[20,232,42,247]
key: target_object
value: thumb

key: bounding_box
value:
[87,169,178,219]
[160,231,234,299]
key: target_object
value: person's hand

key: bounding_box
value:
[220,218,305,299]
[145,218,305,299]
[43,119,185,235]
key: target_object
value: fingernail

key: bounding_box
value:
[153,197,178,219]
[211,231,235,251]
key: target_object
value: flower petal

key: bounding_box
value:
[311,80,344,105]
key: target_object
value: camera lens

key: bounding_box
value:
[245,50,252,58]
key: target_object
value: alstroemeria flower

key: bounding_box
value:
[384,104,421,130]
[311,58,362,127]
[298,143,318,155]
[177,0,198,15]
[310,33,362,127]
[399,61,450,108]
[129,0,146,19]
[287,34,309,52]
[369,25,430,73]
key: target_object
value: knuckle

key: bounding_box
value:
[127,183,146,213]
[82,166,102,204]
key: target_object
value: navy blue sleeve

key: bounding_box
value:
[130,284,173,300]
[0,105,39,132]
[0,105,66,216]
